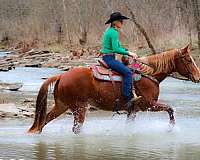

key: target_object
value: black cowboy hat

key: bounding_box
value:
[105,12,129,24]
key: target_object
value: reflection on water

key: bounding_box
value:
[0,78,200,159]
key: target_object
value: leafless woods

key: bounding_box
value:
[0,0,199,51]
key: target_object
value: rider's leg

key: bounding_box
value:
[103,55,135,111]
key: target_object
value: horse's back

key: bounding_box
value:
[55,67,119,110]
[56,67,95,102]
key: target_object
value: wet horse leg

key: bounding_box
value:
[126,97,144,122]
[46,104,68,123]
[72,102,87,134]
[149,101,175,125]
[126,105,137,122]
[38,103,68,132]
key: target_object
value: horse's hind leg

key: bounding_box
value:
[149,102,175,125]
[39,103,68,132]
[46,104,68,123]
[71,102,87,134]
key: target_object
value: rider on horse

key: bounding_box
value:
[100,12,139,112]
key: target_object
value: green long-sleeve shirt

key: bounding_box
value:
[100,27,128,55]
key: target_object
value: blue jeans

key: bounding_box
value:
[102,55,133,101]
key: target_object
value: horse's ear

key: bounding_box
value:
[181,44,190,54]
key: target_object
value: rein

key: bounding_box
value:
[131,57,155,69]
[169,74,190,81]
[131,68,159,84]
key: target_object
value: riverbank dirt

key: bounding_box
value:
[0,91,44,118]
[0,45,100,71]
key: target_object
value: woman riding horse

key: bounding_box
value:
[101,12,139,112]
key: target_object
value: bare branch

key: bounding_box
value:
[124,1,156,54]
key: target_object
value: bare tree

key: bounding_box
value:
[176,0,193,45]
[78,0,90,45]
[191,0,200,50]
[125,1,156,54]
[0,0,199,52]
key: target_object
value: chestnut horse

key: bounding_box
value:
[28,45,200,134]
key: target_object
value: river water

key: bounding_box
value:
[0,51,13,58]
[0,67,200,159]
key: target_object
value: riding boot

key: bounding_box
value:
[125,95,141,113]
[125,98,134,114]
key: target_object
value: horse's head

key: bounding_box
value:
[175,45,200,83]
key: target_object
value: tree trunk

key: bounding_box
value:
[185,0,192,45]
[176,0,192,45]
[125,1,156,54]
[79,28,87,45]
[79,0,88,45]
[57,24,63,44]
[191,0,200,50]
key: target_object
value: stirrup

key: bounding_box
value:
[131,95,142,102]
[132,87,141,102]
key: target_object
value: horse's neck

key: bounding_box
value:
[139,51,176,82]
[154,73,169,83]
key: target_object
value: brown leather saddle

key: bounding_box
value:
[91,59,143,113]
[91,59,123,82]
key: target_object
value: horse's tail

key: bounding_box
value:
[28,75,61,133]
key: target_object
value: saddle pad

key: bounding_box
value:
[92,65,122,82]
[132,63,142,81]
[96,66,120,75]
[91,65,142,82]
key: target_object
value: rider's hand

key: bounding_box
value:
[128,51,138,59]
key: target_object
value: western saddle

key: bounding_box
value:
[91,59,122,82]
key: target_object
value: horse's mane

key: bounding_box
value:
[139,49,177,75]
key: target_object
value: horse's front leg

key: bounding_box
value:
[126,110,136,122]
[71,102,87,134]
[149,101,175,125]
[126,97,142,122]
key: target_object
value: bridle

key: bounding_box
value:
[176,49,194,81]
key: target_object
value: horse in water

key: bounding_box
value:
[28,45,200,134]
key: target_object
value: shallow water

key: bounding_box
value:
[0,51,12,58]
[0,67,63,92]
[0,70,200,159]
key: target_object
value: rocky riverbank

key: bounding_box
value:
[0,91,36,118]
[0,46,101,71]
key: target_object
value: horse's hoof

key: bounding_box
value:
[72,127,80,134]
[126,113,136,123]
[72,125,82,134]
[27,129,41,134]
[169,119,175,126]
[167,120,175,132]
